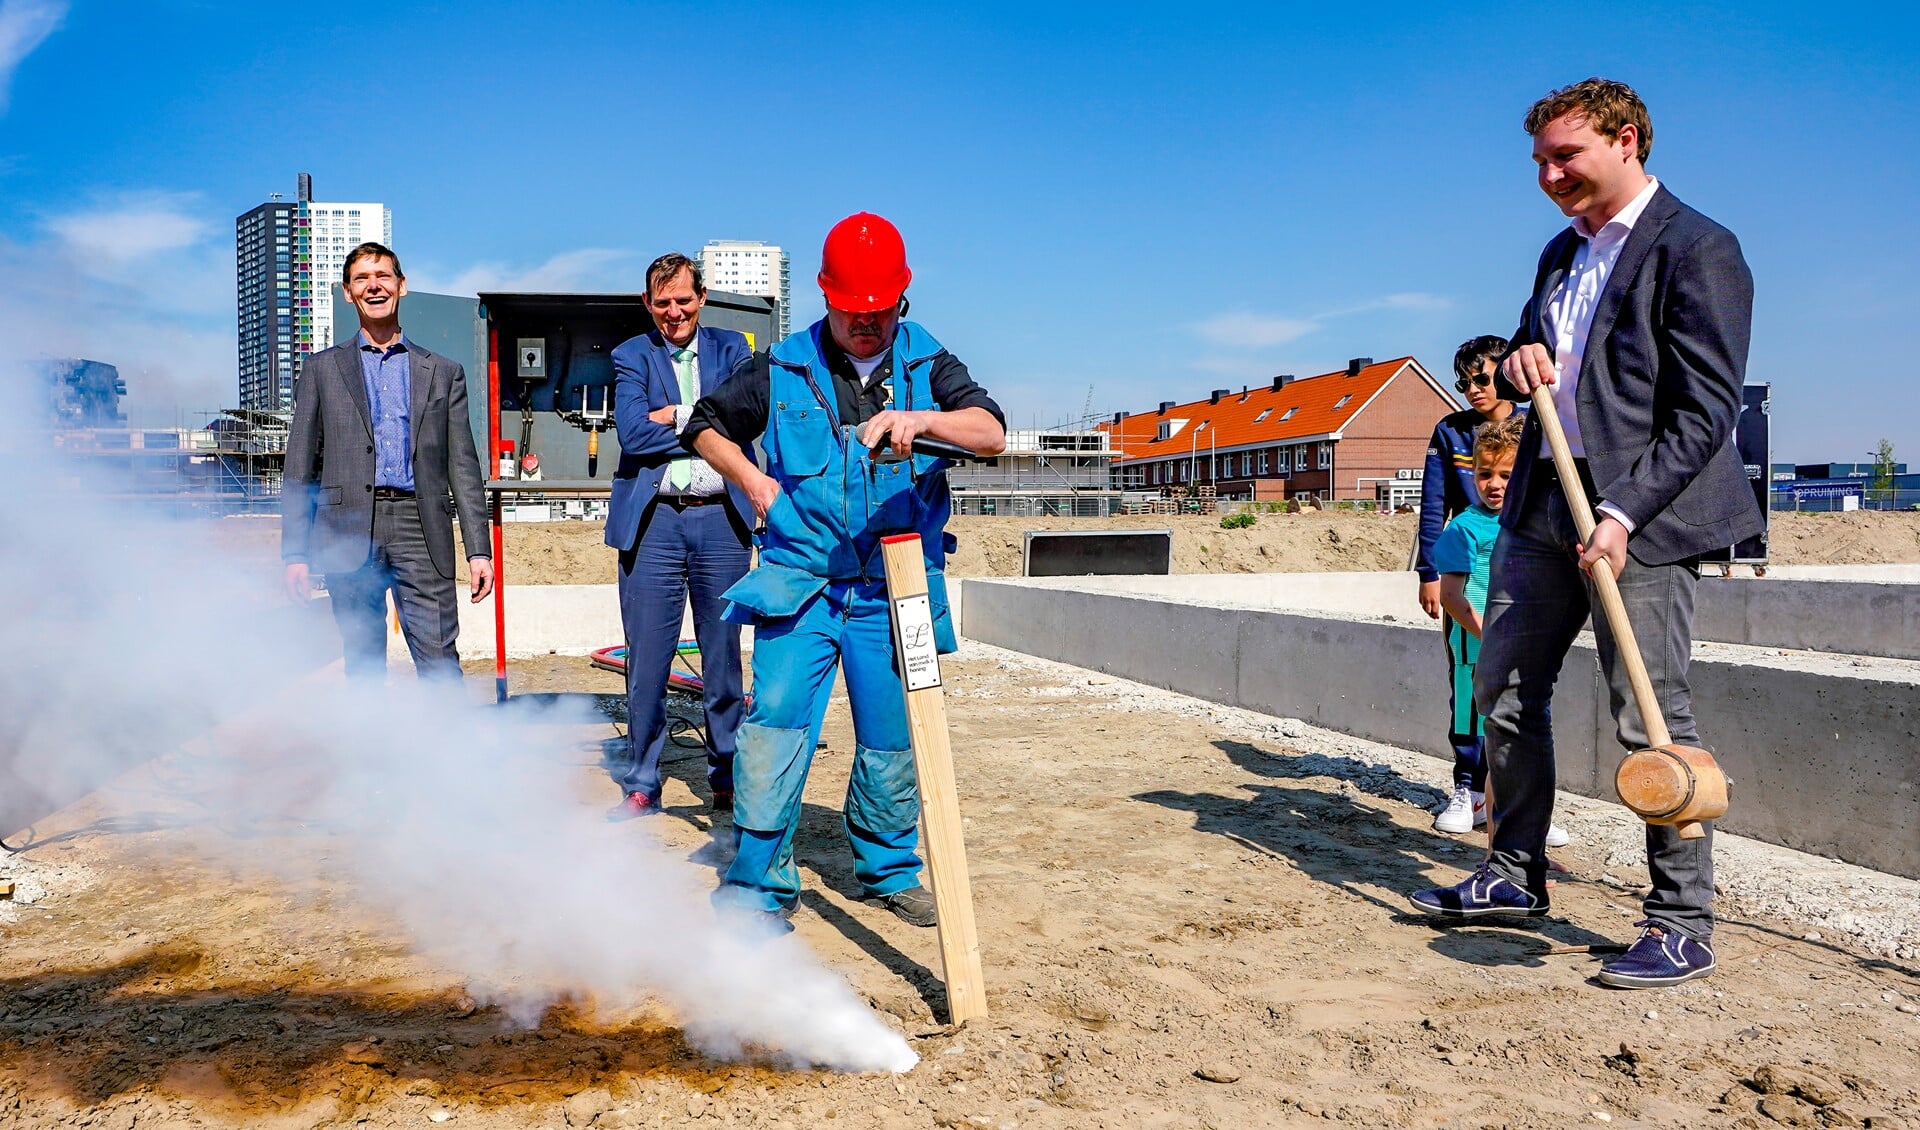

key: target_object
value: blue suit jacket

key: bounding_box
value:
[1498,185,1764,566]
[604,324,754,552]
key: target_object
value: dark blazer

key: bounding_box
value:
[1500,185,1765,566]
[282,338,490,578]
[604,324,754,552]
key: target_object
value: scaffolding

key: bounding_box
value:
[946,427,1123,517]
[47,410,289,516]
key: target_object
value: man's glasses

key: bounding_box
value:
[1455,373,1496,393]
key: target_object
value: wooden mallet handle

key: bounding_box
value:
[1529,383,1672,750]
[1532,384,1721,840]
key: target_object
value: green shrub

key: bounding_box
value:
[1220,512,1258,529]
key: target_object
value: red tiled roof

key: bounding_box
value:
[1102,357,1432,463]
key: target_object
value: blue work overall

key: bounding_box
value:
[713,321,960,915]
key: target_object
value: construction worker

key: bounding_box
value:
[684,212,1006,930]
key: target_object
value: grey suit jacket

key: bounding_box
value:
[1500,185,1766,566]
[282,338,490,579]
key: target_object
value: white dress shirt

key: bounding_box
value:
[663,334,726,497]
[1544,175,1660,532]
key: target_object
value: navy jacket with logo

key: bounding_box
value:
[1414,404,1526,583]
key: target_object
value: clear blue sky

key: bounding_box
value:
[1,1,1913,463]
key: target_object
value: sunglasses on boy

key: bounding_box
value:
[1454,373,1496,393]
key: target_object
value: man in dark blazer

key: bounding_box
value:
[283,242,494,680]
[603,253,755,820]
[1410,79,1763,989]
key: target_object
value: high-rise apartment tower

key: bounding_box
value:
[698,240,791,339]
[235,174,392,411]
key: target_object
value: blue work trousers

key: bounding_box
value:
[716,579,922,914]
[614,499,751,802]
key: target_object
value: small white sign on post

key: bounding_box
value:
[891,594,942,691]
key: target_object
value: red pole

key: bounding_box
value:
[488,323,507,702]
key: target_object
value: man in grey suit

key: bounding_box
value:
[283,242,495,680]
[1411,79,1763,989]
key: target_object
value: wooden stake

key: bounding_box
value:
[880,533,988,1025]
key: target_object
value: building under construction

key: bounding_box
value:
[945,427,1121,516]
[50,410,288,515]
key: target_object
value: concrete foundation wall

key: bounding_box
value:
[1691,578,1920,660]
[392,580,971,661]
[1018,569,1920,660]
[959,577,1920,878]
[387,585,628,661]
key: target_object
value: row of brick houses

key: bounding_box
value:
[1101,356,1459,505]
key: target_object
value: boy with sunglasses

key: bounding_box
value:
[1419,336,1550,839]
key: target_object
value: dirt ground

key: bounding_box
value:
[212,510,1920,586]
[3,645,1917,1129]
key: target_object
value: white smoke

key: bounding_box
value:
[0,365,917,1073]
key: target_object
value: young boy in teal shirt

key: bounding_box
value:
[1431,416,1567,848]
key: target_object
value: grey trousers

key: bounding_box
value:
[325,496,463,682]
[1474,471,1715,940]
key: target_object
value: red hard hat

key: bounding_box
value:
[818,212,911,313]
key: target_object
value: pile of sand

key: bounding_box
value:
[1766,509,1920,566]
[219,510,1920,585]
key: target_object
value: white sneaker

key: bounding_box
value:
[1433,786,1481,834]
[1545,823,1571,848]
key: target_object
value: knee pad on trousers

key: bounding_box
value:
[846,743,918,833]
[730,723,811,832]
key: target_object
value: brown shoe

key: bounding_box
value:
[605,792,659,821]
[870,885,937,927]
[710,789,734,815]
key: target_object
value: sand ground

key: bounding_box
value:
[208,510,1920,587]
[2,643,1916,1129]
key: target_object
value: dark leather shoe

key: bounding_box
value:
[1409,862,1549,919]
[870,885,938,927]
[710,789,734,815]
[1597,921,1715,988]
[605,792,659,821]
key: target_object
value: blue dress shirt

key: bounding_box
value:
[357,331,414,491]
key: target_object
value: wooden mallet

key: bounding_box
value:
[1529,382,1729,840]
[879,533,988,1024]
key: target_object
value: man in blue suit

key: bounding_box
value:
[604,253,755,820]
[1410,79,1763,989]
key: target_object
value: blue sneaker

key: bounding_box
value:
[1596,921,1715,988]
[1409,863,1549,918]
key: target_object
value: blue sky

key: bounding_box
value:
[0,1,1914,462]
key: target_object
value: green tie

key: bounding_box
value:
[669,347,695,491]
